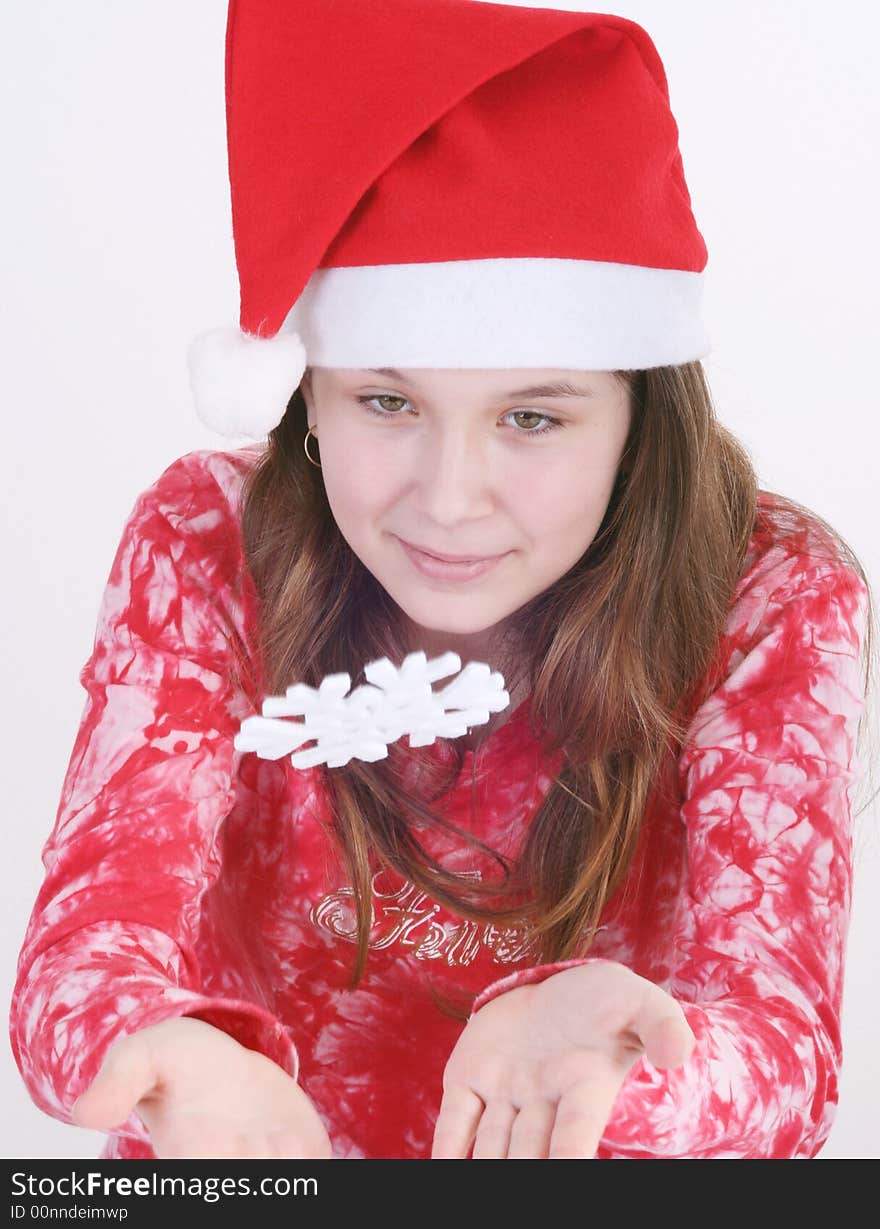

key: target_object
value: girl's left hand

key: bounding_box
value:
[432,960,695,1159]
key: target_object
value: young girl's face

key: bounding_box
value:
[301,367,632,663]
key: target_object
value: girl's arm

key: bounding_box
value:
[8,454,300,1148]
[471,553,869,1158]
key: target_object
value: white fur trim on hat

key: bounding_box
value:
[187,325,307,439]
[285,258,710,370]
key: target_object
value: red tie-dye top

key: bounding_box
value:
[9,446,869,1160]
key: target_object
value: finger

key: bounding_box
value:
[71,1034,159,1132]
[471,1100,517,1160]
[548,1071,622,1159]
[507,1099,556,1160]
[633,995,696,1069]
[156,1124,250,1161]
[270,1128,334,1161]
[431,1086,484,1159]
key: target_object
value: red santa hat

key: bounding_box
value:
[188,0,709,439]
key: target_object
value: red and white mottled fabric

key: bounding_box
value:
[9,446,868,1159]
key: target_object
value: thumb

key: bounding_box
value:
[638,1006,696,1071]
[71,1032,159,1131]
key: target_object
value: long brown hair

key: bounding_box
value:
[237,362,878,1017]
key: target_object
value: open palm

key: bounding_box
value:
[432,960,695,1159]
[72,1016,332,1160]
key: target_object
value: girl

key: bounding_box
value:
[9,0,876,1160]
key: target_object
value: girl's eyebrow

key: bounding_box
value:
[362,367,596,400]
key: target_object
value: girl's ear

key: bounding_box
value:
[299,370,314,415]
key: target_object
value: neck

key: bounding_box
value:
[401,615,520,670]
[458,669,531,753]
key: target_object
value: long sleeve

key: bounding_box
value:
[471,553,869,1158]
[9,459,299,1146]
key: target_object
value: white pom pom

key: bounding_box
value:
[187,325,307,439]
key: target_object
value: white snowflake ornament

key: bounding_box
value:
[233,651,510,769]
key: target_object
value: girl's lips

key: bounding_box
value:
[397,537,508,582]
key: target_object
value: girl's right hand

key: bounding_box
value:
[70,1015,333,1159]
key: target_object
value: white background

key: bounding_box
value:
[1,0,878,1159]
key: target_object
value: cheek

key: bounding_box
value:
[511,453,618,537]
[321,436,396,523]
[324,470,377,522]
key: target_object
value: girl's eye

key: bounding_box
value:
[505,409,561,437]
[356,396,562,439]
[359,394,410,416]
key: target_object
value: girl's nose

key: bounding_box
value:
[413,427,495,524]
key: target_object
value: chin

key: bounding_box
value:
[392,595,487,628]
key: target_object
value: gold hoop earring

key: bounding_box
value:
[304,426,322,469]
